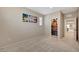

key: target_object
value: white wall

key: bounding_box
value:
[44,11,66,39]
[0,7,44,47]
[60,12,64,37]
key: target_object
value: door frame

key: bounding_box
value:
[51,18,58,36]
[76,17,78,41]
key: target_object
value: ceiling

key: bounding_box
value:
[27,7,78,15]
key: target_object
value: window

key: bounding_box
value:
[39,17,43,26]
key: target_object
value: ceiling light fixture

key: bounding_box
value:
[49,7,53,8]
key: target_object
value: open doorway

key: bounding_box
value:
[51,18,58,36]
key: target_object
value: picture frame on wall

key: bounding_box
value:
[29,15,37,23]
[22,13,29,22]
[22,13,38,23]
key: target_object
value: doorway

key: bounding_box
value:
[65,18,76,40]
[51,19,58,36]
